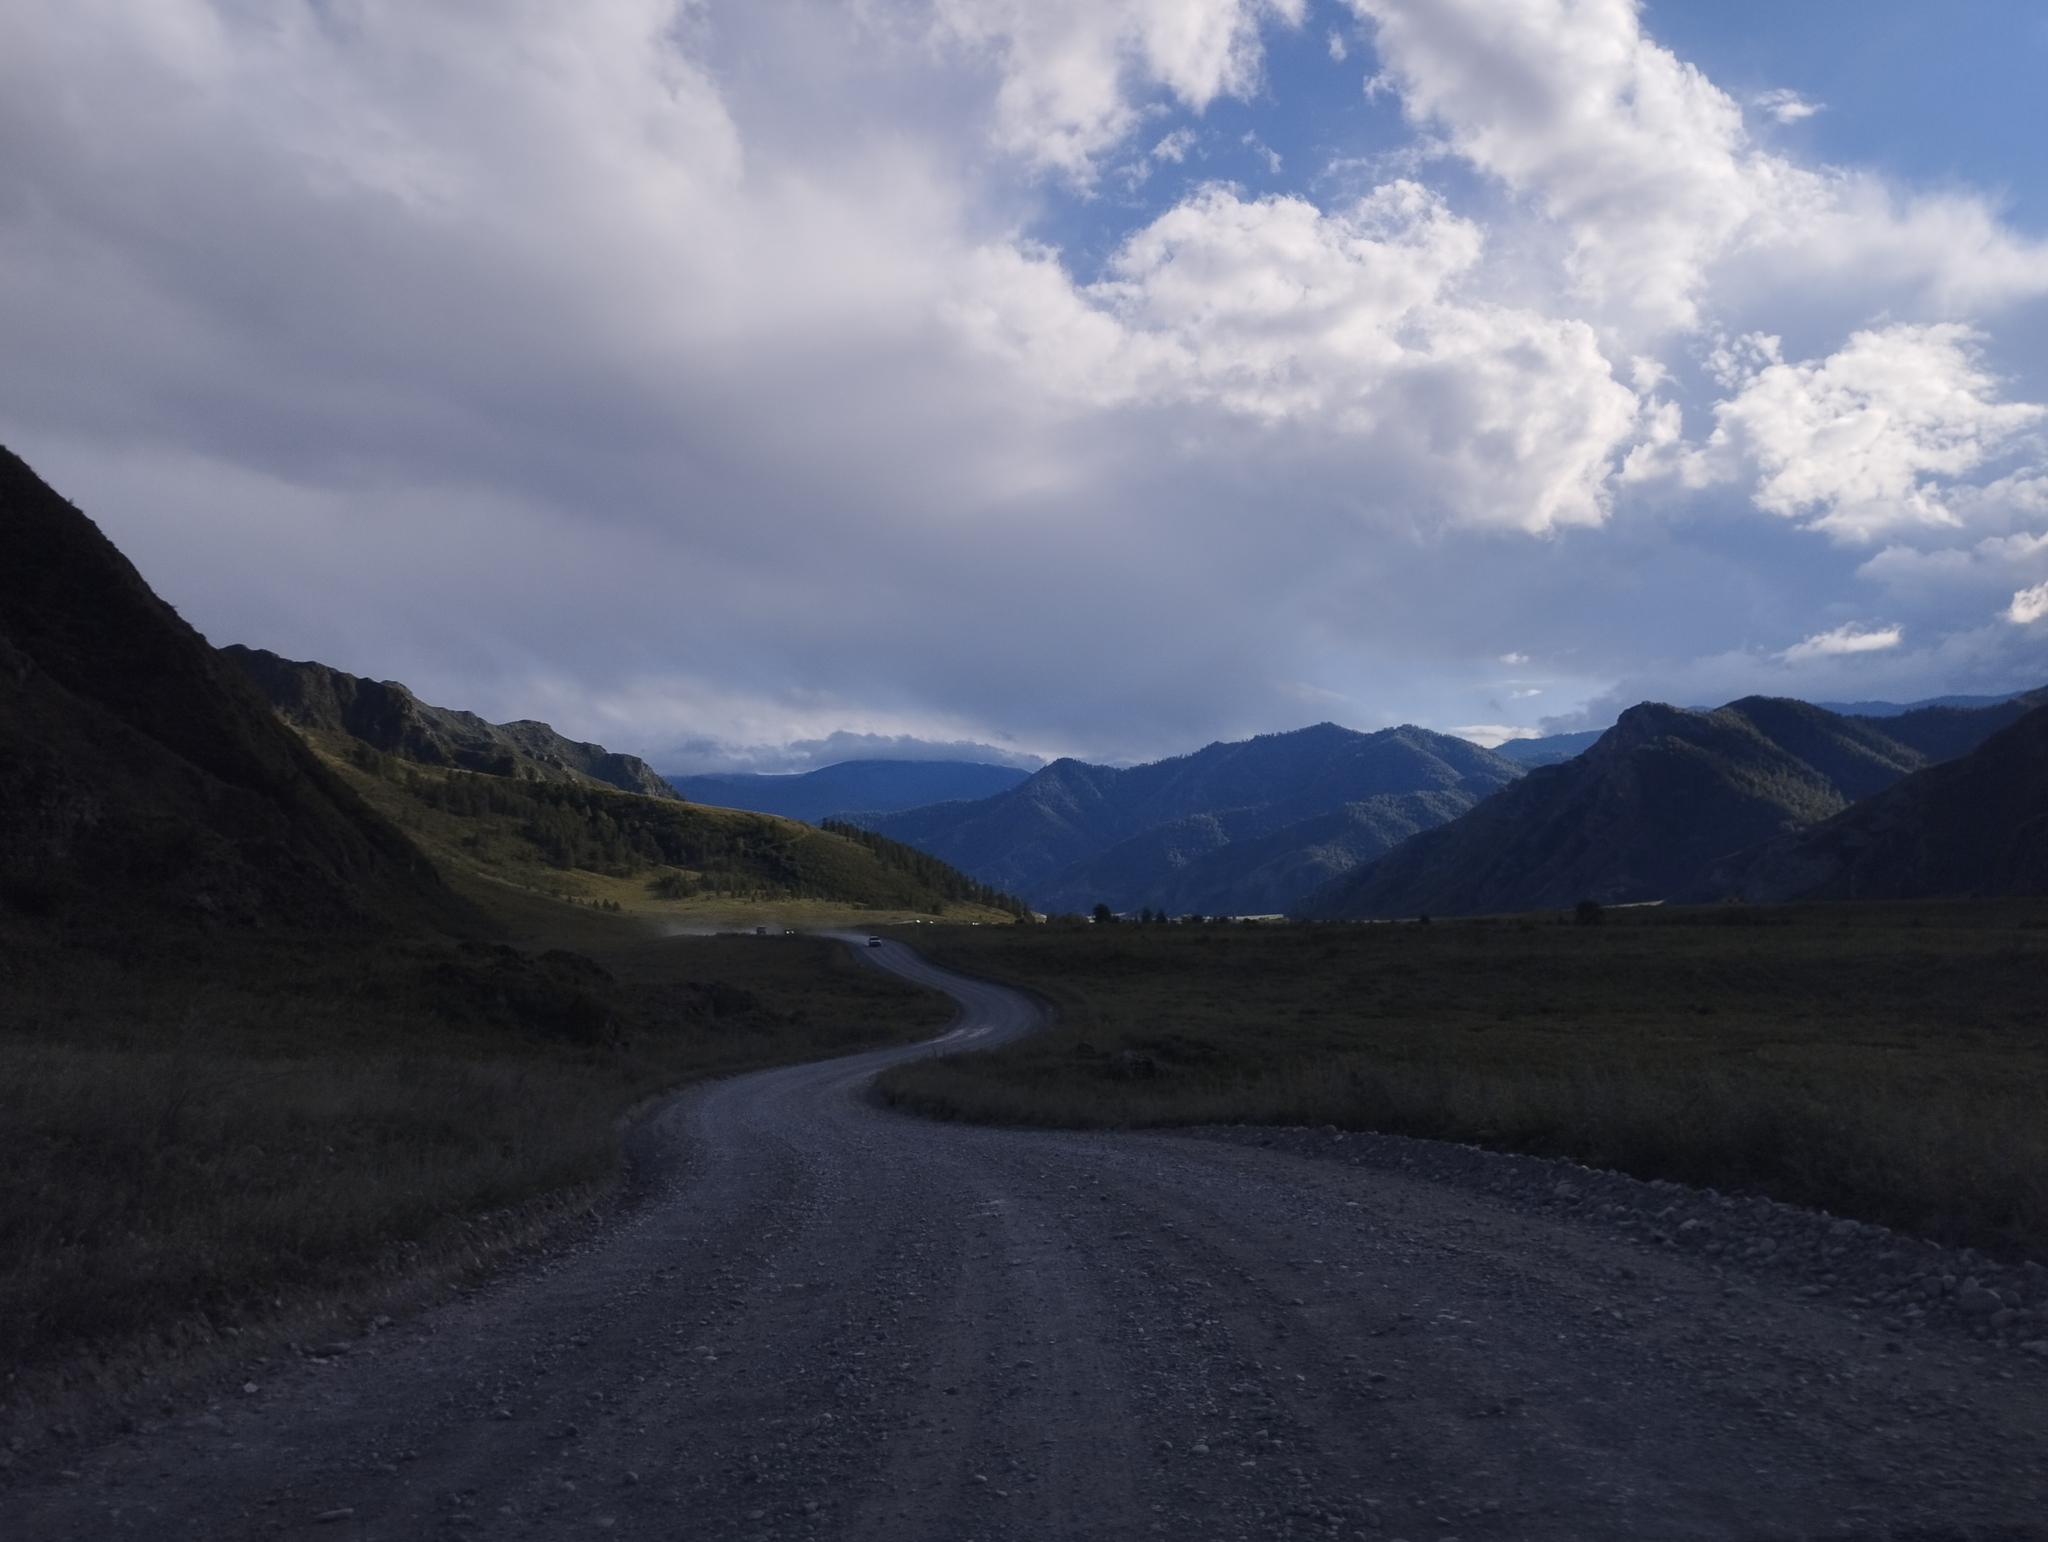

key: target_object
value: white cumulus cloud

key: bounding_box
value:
[1753,89,1821,125]
[1780,622,1903,662]
[1689,325,2046,541]
[959,182,1642,530]
[1340,0,2048,333]
[933,0,1304,179]
[2008,581,2048,626]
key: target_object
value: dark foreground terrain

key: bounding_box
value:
[880,906,2048,1262]
[8,939,2045,1541]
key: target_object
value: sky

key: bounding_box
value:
[4,0,2047,771]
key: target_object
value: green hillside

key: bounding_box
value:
[316,734,1028,919]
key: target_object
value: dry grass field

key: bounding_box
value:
[877,901,2048,1261]
[0,898,951,1386]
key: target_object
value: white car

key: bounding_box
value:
[867,936,883,948]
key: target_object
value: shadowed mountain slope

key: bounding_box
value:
[1480,696,2033,775]
[226,646,677,800]
[0,448,456,930]
[1697,704,2048,902]
[1301,697,1946,919]
[1816,692,2027,717]
[1489,731,1604,767]
[861,723,1522,907]
[1840,697,2041,765]
[670,760,1030,825]
[1070,791,1482,918]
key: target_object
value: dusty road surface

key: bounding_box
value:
[12,937,2047,1541]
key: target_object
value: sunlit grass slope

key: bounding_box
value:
[314,733,1026,924]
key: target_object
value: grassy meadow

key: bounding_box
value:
[0,895,953,1405]
[876,901,2048,1261]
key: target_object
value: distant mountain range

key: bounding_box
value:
[669,760,1029,824]
[853,723,1522,914]
[1487,692,2032,767]
[1302,692,2045,919]
[1490,730,1604,767]
[824,687,2045,921]
[24,421,2031,929]
[1812,691,2029,718]
[228,647,678,800]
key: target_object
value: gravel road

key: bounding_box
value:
[10,937,2047,1540]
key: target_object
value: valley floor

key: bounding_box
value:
[7,941,2044,1540]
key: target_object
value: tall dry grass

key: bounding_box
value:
[0,1044,620,1366]
[878,902,2048,1259]
[0,924,951,1380]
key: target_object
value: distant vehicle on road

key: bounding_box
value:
[867,936,883,947]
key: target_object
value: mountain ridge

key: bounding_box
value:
[1696,703,2048,903]
[857,722,1523,911]
[226,646,677,800]
[670,759,1029,825]
[1302,691,2043,919]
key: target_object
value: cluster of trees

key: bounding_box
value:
[648,869,806,901]
[1088,904,1208,925]
[820,821,1031,918]
[401,768,815,883]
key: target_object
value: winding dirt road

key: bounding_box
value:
[12,937,2047,1540]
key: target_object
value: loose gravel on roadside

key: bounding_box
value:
[1186,1121,2048,1365]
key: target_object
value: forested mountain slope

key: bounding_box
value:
[1698,704,2048,902]
[1301,697,1964,919]
[860,723,1522,911]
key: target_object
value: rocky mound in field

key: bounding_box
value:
[1698,703,2048,901]
[858,723,1522,914]
[226,646,677,800]
[1299,696,2003,919]
[0,447,456,930]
